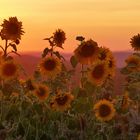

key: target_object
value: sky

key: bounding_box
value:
[0,0,140,53]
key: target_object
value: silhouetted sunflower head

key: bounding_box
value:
[125,55,140,72]
[130,34,140,51]
[74,39,99,65]
[50,92,74,111]
[94,99,115,122]
[1,17,24,41]
[88,61,108,86]
[39,56,62,78]
[34,84,49,101]
[0,60,18,80]
[53,29,66,48]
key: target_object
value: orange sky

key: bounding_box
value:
[0,0,140,53]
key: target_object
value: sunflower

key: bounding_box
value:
[88,61,108,86]
[53,29,66,48]
[107,55,116,77]
[34,84,49,101]
[39,56,62,78]
[125,55,140,72]
[94,99,115,122]
[1,17,24,41]
[50,92,74,111]
[0,60,18,80]
[130,34,140,51]
[74,39,99,65]
[98,46,112,62]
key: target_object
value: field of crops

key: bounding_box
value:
[0,17,140,140]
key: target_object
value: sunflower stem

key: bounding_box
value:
[3,39,8,58]
[80,64,84,88]
[51,45,54,56]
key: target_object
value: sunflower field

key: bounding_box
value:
[0,17,140,140]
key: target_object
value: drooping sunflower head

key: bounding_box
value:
[34,84,49,101]
[94,99,115,122]
[125,55,140,72]
[107,55,116,77]
[50,92,74,111]
[1,17,24,41]
[98,46,112,61]
[88,61,108,86]
[74,39,99,65]
[130,34,140,51]
[0,60,19,80]
[53,29,66,47]
[39,56,62,78]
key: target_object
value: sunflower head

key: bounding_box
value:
[53,29,66,48]
[34,84,49,101]
[0,60,18,80]
[125,55,140,72]
[50,92,74,111]
[74,39,99,65]
[130,34,140,51]
[88,61,108,86]
[94,99,115,122]
[39,56,62,78]
[1,17,24,41]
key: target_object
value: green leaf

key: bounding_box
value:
[70,55,78,68]
[84,81,95,96]
[72,87,80,96]
[10,43,17,52]
[42,47,50,58]
[53,51,65,60]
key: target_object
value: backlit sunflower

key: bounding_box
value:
[53,29,66,48]
[74,39,99,65]
[0,60,18,80]
[50,92,74,111]
[94,99,115,122]
[107,55,116,77]
[34,84,49,101]
[88,61,108,86]
[130,34,140,51]
[125,55,140,72]
[39,56,62,78]
[1,17,24,41]
[98,47,112,62]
